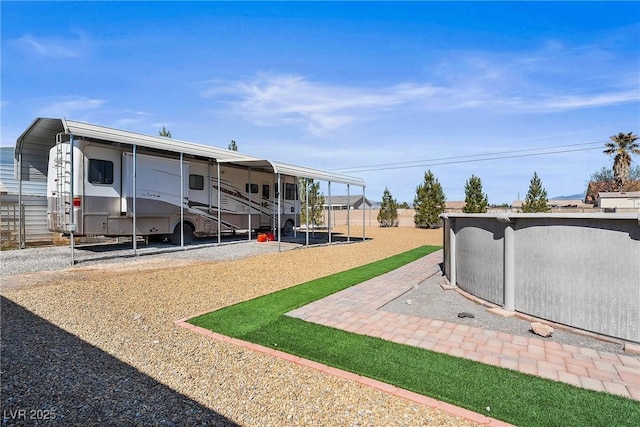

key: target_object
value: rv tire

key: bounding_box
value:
[170,223,194,245]
[282,220,294,236]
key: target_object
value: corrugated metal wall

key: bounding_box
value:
[0,195,52,246]
[1,147,47,195]
[1,147,51,246]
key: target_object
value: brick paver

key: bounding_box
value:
[287,250,640,401]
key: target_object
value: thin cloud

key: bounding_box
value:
[530,91,640,112]
[114,110,156,127]
[201,39,637,134]
[11,30,90,59]
[433,42,639,113]
[202,74,440,134]
[38,96,106,118]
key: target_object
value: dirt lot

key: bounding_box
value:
[1,226,482,426]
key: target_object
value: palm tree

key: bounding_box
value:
[603,132,640,189]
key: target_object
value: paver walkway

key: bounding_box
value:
[287,250,640,401]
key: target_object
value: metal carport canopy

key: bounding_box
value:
[14,118,65,181]
[271,161,365,187]
[217,158,365,187]
[14,118,265,180]
[63,119,366,186]
[62,119,365,187]
[16,119,366,187]
[61,119,265,163]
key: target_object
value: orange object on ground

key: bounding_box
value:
[257,232,276,242]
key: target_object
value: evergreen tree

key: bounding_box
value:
[462,175,489,213]
[228,140,238,151]
[377,187,399,227]
[299,178,325,227]
[413,170,446,228]
[159,126,172,138]
[522,172,550,213]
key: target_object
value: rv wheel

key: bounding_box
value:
[170,223,194,245]
[282,220,294,236]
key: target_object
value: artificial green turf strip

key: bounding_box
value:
[189,246,640,427]
[192,245,439,337]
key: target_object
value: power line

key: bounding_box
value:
[332,141,606,173]
[335,145,604,173]
[331,140,605,171]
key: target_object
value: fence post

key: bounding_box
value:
[497,214,515,312]
[449,217,456,287]
[20,201,26,249]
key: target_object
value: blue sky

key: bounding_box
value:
[2,1,639,204]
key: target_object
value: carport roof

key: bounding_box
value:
[15,118,365,187]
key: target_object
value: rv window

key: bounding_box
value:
[189,174,204,190]
[285,183,298,200]
[88,159,114,185]
[245,183,259,194]
[262,184,270,200]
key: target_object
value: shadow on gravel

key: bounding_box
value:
[72,234,253,253]
[63,232,368,264]
[1,297,238,426]
[73,231,366,253]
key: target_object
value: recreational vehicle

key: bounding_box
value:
[47,135,300,244]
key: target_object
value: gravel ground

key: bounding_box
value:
[382,269,637,357]
[2,227,480,426]
[0,233,322,277]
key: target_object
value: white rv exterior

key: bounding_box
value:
[47,138,299,243]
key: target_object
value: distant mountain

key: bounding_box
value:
[551,192,586,200]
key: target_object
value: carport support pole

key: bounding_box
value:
[277,173,282,252]
[180,152,184,248]
[132,145,138,256]
[362,187,366,242]
[347,184,351,242]
[217,162,221,245]
[248,168,252,241]
[208,163,212,218]
[305,179,309,247]
[328,181,332,244]
[69,134,75,265]
[18,149,24,249]
[294,176,298,239]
